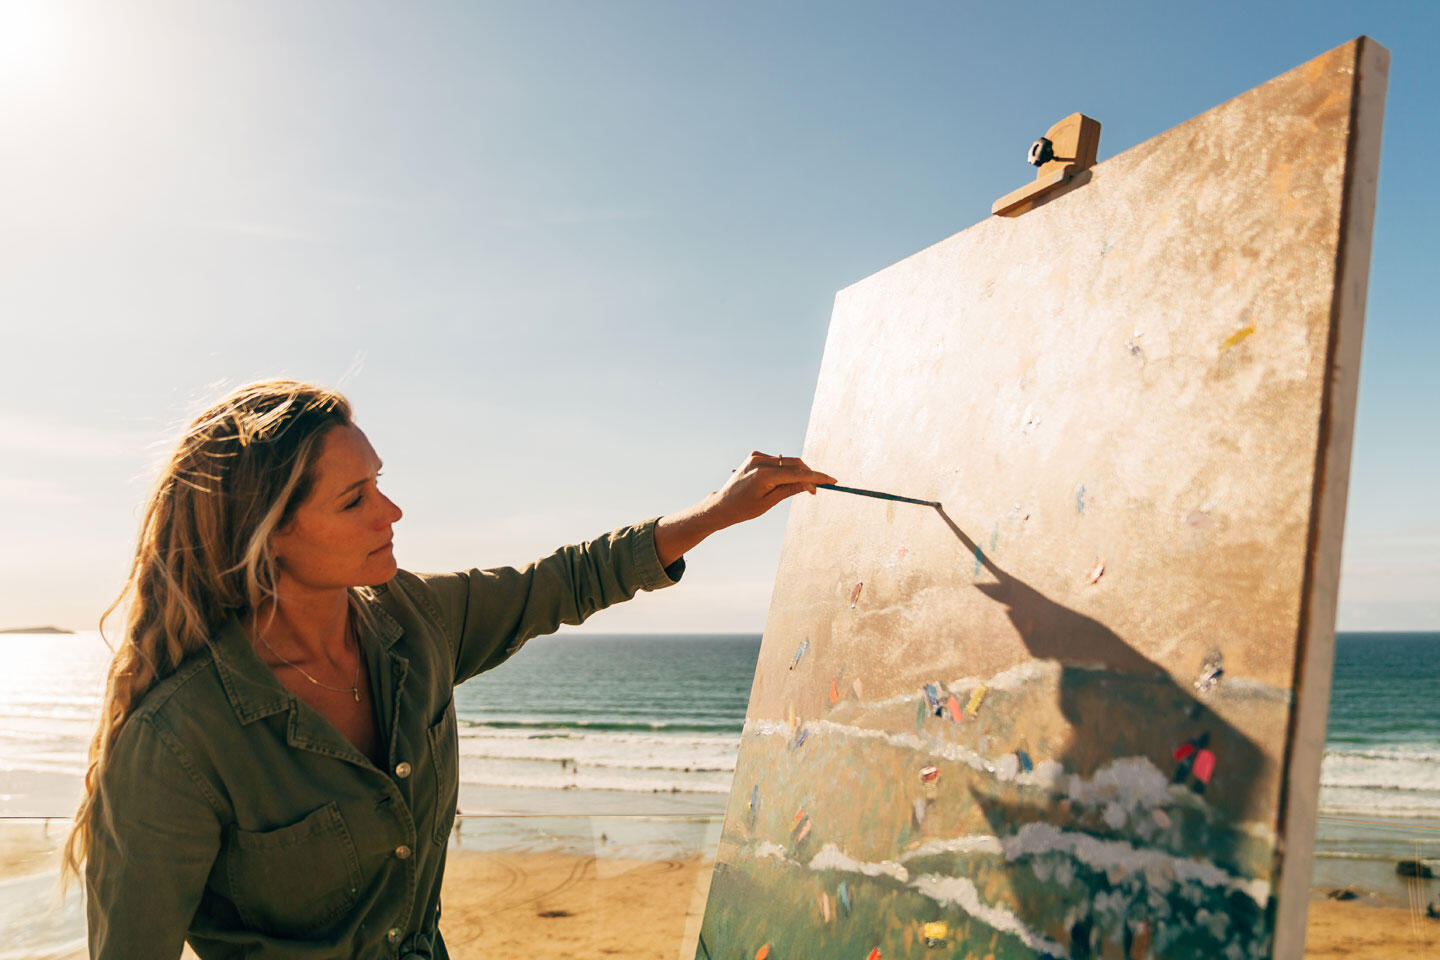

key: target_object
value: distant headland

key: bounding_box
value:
[0,626,75,635]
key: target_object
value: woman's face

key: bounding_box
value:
[269,424,403,591]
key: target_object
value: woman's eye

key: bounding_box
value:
[343,475,379,510]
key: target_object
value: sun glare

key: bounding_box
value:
[0,1,73,89]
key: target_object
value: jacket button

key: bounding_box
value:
[395,844,412,860]
[386,927,401,942]
[395,761,412,778]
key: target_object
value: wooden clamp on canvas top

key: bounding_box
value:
[991,113,1101,217]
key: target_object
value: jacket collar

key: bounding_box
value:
[206,590,404,725]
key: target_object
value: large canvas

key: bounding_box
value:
[697,38,1387,960]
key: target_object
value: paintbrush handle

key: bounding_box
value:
[817,484,940,507]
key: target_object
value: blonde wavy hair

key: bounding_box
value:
[62,379,353,885]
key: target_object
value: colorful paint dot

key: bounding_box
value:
[789,639,809,670]
[1088,558,1106,584]
[924,683,941,712]
[1221,324,1256,349]
[850,581,864,605]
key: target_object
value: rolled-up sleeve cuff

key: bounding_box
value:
[634,517,686,589]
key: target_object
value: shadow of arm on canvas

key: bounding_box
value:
[932,505,1270,855]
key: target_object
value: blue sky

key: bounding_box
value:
[1,1,1435,631]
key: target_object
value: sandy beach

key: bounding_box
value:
[3,821,1437,958]
[438,849,712,959]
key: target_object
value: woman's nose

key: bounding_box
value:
[380,493,403,524]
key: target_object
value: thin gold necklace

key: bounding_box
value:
[256,619,362,702]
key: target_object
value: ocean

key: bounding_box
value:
[1,630,1437,889]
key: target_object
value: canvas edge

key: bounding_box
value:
[1271,35,1390,960]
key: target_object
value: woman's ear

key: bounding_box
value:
[267,523,293,566]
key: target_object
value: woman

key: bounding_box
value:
[64,379,834,959]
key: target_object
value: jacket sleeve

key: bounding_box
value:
[86,712,223,959]
[417,517,685,685]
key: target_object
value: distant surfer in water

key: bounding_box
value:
[65,378,832,958]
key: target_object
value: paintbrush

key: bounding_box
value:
[817,483,941,508]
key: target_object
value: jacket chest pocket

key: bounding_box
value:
[427,700,459,846]
[226,801,362,937]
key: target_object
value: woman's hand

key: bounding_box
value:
[708,451,837,528]
[654,452,837,568]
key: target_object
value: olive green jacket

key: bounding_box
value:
[86,519,684,959]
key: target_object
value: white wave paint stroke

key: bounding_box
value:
[808,843,909,883]
[999,822,1271,905]
[775,657,1290,711]
[744,717,1065,788]
[752,820,1268,909]
[743,721,1272,900]
[911,874,1068,959]
[741,841,1064,958]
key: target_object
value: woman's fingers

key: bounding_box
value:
[747,452,835,483]
[768,458,836,489]
[710,451,838,526]
[760,481,819,508]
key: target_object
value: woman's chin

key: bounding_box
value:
[360,553,399,585]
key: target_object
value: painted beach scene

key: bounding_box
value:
[701,619,1285,959]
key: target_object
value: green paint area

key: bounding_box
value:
[700,857,1043,960]
[704,665,1285,959]
[700,847,1271,960]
